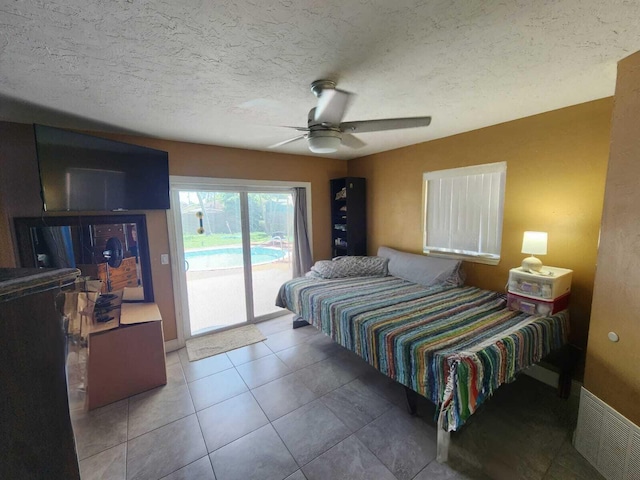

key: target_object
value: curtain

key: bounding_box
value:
[292,187,312,277]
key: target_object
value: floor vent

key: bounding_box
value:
[574,388,640,480]
[627,432,640,480]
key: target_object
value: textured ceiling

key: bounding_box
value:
[1,0,639,159]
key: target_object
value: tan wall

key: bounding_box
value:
[348,99,613,351]
[0,122,347,341]
[0,122,43,265]
[584,53,640,426]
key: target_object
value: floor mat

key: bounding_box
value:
[185,324,266,362]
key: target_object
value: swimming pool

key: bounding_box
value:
[185,246,286,271]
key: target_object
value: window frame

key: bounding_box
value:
[422,161,507,265]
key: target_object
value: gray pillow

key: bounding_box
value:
[377,246,464,287]
[308,256,389,279]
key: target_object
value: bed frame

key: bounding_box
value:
[279,274,569,463]
[401,386,450,461]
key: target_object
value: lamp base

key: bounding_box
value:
[521,256,543,273]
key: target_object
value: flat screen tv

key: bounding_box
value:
[34,124,170,212]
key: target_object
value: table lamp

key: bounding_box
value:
[521,231,547,273]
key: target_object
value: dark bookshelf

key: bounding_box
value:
[330,177,366,257]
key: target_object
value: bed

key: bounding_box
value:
[276,247,569,462]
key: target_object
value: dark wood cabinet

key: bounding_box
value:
[330,177,366,257]
[0,268,81,480]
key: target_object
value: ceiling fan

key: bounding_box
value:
[270,79,431,154]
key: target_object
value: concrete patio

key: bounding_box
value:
[186,257,293,335]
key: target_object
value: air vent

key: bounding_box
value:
[599,411,630,479]
[575,388,604,463]
[626,432,640,480]
[575,388,640,480]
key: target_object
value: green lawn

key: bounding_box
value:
[182,232,271,249]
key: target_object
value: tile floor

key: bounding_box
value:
[69,314,604,480]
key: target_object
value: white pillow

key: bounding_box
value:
[377,246,464,287]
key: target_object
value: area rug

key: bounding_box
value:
[185,324,266,362]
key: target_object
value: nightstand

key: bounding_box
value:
[507,266,573,316]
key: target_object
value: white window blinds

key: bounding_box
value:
[423,162,506,265]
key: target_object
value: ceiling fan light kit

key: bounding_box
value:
[270,79,432,154]
[308,130,342,153]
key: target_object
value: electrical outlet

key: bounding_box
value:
[160,254,169,265]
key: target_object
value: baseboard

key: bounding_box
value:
[574,387,640,480]
[164,338,180,353]
[522,363,582,397]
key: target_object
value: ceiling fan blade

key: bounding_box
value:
[282,126,309,132]
[340,116,431,134]
[268,135,306,148]
[314,89,352,125]
[341,133,366,149]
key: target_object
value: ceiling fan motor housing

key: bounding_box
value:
[307,97,343,153]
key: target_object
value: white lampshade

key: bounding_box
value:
[521,231,548,273]
[308,135,341,153]
[521,231,548,255]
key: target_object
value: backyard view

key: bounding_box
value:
[179,190,293,335]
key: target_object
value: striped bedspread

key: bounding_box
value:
[276,275,569,431]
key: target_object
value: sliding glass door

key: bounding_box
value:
[179,190,247,334]
[170,181,297,338]
[247,192,294,318]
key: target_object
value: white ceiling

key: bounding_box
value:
[1,1,639,160]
